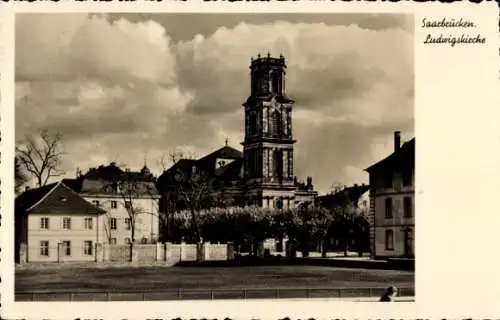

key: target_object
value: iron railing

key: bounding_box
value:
[16,286,414,301]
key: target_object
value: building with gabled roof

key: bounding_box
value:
[15,181,106,263]
[365,131,415,259]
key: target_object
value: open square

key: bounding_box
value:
[15,265,414,301]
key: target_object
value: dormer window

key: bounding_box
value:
[218,160,226,168]
[60,196,67,202]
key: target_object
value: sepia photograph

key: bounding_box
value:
[13,13,415,302]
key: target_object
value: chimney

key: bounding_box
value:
[394,131,401,152]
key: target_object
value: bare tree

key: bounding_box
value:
[16,129,65,187]
[15,156,29,194]
[160,151,214,243]
[113,175,151,244]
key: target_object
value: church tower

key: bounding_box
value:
[242,53,296,209]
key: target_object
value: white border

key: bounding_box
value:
[2,3,500,319]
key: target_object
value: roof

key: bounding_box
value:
[78,163,159,196]
[198,146,243,164]
[15,181,106,216]
[158,145,244,190]
[316,184,370,208]
[365,138,415,173]
[214,158,244,183]
[83,163,155,182]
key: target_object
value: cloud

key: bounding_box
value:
[15,13,414,193]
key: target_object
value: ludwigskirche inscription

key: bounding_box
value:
[422,17,487,47]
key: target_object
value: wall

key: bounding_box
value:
[27,213,102,262]
[204,243,228,261]
[371,169,415,259]
[82,195,159,245]
[104,243,230,264]
[374,226,414,258]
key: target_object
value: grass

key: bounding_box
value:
[16,265,414,293]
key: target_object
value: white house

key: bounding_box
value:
[365,131,415,259]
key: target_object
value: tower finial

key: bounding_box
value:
[267,51,271,58]
[257,53,261,58]
[225,137,229,146]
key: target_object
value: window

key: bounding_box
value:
[84,217,93,230]
[109,218,117,230]
[125,238,131,245]
[249,112,258,135]
[110,238,117,245]
[40,241,49,256]
[402,169,412,187]
[84,241,93,255]
[62,241,71,256]
[111,201,118,209]
[384,198,393,219]
[92,200,100,207]
[404,197,412,218]
[271,72,280,94]
[274,150,283,183]
[125,201,132,210]
[275,198,283,210]
[385,230,394,250]
[270,110,282,137]
[40,217,49,229]
[63,217,72,229]
[125,218,131,230]
[383,173,393,189]
[141,237,148,244]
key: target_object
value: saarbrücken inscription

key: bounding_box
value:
[422,17,486,47]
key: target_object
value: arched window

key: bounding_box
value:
[270,110,282,137]
[274,149,283,184]
[271,72,280,94]
[275,197,283,209]
[385,229,394,250]
[249,113,257,135]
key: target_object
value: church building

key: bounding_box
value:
[156,54,317,209]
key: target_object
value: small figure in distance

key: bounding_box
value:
[380,286,398,302]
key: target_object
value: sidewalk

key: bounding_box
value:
[16,260,174,271]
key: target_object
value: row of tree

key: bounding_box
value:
[162,205,370,258]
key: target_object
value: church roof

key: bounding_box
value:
[198,146,243,163]
[214,158,244,183]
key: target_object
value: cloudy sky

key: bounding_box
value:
[15,13,414,194]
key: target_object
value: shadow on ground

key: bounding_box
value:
[175,255,415,271]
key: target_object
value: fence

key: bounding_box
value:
[15,286,415,301]
[18,242,234,264]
